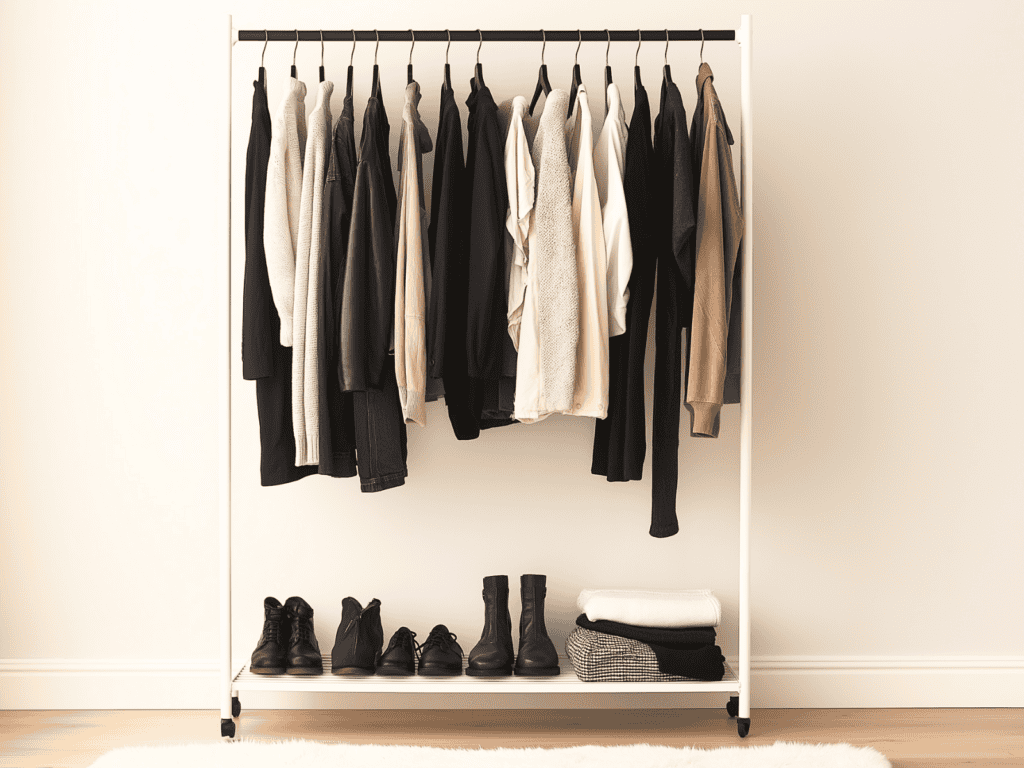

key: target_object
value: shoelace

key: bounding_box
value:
[291,616,312,644]
[391,628,422,658]
[421,626,458,651]
[262,614,283,643]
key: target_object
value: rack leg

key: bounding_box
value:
[737,717,751,738]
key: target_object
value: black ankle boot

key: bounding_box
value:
[283,596,323,675]
[250,596,289,674]
[467,576,515,677]
[417,624,463,676]
[514,574,560,676]
[331,597,383,675]
[377,627,418,676]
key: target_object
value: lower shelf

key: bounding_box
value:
[232,657,739,694]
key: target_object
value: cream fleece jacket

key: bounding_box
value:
[291,80,333,466]
[394,81,439,427]
[263,77,307,347]
[513,90,578,423]
[565,84,610,419]
[593,83,633,338]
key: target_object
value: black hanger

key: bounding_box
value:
[346,31,355,98]
[471,30,485,91]
[663,29,673,83]
[407,29,415,84]
[634,29,643,89]
[291,29,298,78]
[567,30,582,119]
[528,30,551,117]
[371,29,381,97]
[259,30,268,90]
[604,29,612,112]
[443,30,452,92]
[319,31,325,83]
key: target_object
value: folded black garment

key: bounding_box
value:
[649,642,725,680]
[576,614,717,645]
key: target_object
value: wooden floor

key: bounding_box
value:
[0,709,1021,768]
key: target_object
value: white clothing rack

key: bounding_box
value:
[220,14,754,740]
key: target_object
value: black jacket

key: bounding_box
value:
[339,97,397,393]
[241,70,316,486]
[428,86,479,440]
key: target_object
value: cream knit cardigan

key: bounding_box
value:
[263,77,307,347]
[291,80,333,466]
[513,90,578,423]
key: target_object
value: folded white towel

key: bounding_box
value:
[577,589,722,628]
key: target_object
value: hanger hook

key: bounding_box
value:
[541,30,547,65]
[446,29,451,65]
[320,30,324,68]
[409,29,415,67]
[261,30,268,68]
[350,30,356,67]
[575,29,581,65]
[605,29,611,67]
[293,29,299,68]
[700,29,705,64]
[664,29,669,66]
[477,29,483,64]
[635,28,641,67]
[374,29,379,65]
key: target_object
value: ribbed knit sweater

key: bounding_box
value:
[263,77,307,347]
[291,80,333,466]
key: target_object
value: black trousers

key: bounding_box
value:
[351,365,408,493]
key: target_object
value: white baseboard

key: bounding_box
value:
[2,657,1022,709]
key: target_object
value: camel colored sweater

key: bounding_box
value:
[263,77,307,347]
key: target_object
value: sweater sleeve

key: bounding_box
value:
[263,111,297,347]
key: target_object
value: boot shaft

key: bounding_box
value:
[519,574,549,639]
[480,575,511,637]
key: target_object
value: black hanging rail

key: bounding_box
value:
[237,29,735,43]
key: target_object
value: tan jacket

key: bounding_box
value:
[686,63,744,437]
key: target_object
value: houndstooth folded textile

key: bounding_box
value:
[565,628,725,682]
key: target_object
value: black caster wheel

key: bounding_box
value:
[726,696,739,718]
[232,697,241,718]
[220,718,235,738]
[737,718,751,738]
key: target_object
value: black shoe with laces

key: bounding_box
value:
[284,596,323,675]
[250,596,289,674]
[417,624,463,676]
[376,626,419,676]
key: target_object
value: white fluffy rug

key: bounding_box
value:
[88,739,891,767]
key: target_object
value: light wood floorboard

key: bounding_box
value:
[1,709,1021,768]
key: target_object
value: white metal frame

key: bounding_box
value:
[221,13,753,737]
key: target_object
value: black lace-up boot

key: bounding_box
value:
[331,597,383,675]
[467,576,515,677]
[283,596,323,675]
[376,627,419,676]
[250,596,289,674]
[417,624,463,676]
[514,574,560,676]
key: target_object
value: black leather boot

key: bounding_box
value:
[283,596,323,675]
[331,597,383,675]
[514,574,560,676]
[376,627,418,676]
[467,575,515,677]
[417,624,463,676]
[250,596,289,674]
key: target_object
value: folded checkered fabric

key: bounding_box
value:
[565,628,699,682]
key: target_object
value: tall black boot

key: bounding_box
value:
[467,575,514,677]
[331,597,383,675]
[514,574,560,676]
[283,596,323,675]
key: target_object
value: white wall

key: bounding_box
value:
[1,0,1022,710]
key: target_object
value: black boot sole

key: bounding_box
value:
[375,666,415,676]
[332,667,376,676]
[466,666,513,677]
[250,666,286,675]
[514,666,560,676]
[286,667,324,675]
[417,665,462,676]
